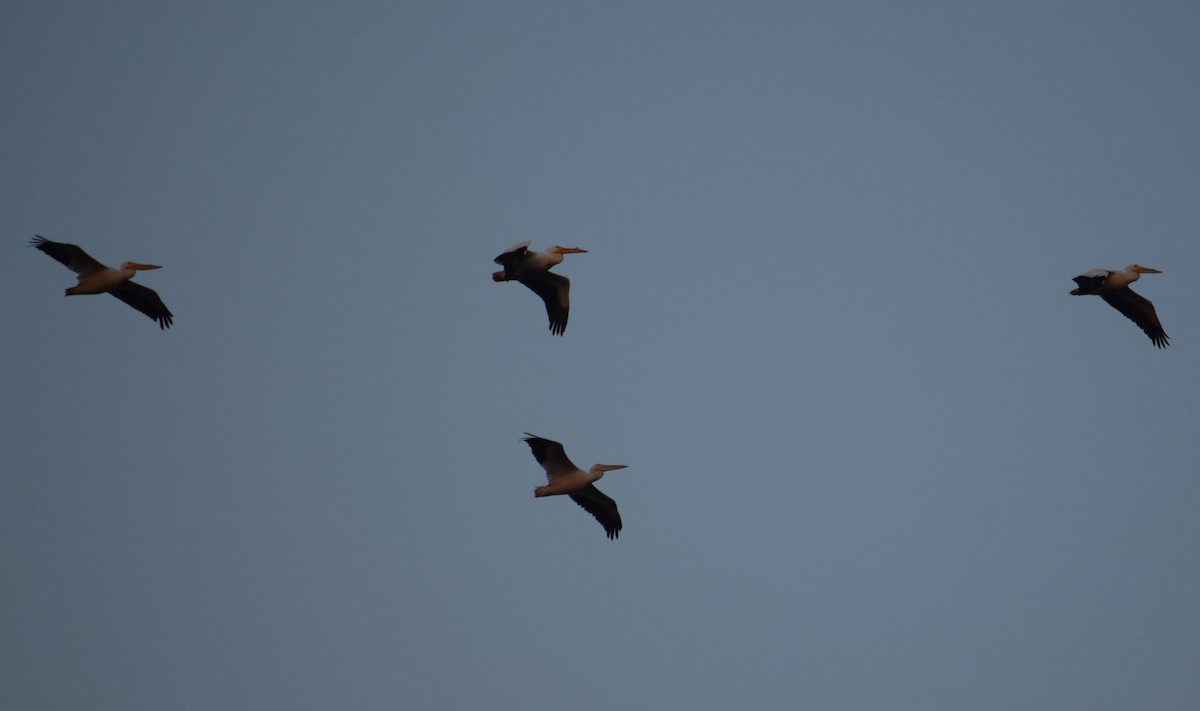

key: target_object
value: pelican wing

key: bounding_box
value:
[1101,288,1168,348]
[31,235,106,276]
[518,272,570,336]
[494,240,531,277]
[1071,270,1109,294]
[523,434,580,480]
[109,281,174,329]
[569,485,623,540]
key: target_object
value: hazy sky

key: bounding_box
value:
[4,2,1199,709]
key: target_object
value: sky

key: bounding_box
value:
[3,2,1199,709]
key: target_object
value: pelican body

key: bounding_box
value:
[523,434,628,539]
[32,235,174,329]
[493,241,587,335]
[1070,264,1167,348]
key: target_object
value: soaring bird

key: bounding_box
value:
[1070,264,1167,348]
[31,235,174,329]
[492,241,587,335]
[523,434,628,539]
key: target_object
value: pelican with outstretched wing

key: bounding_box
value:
[492,241,587,335]
[31,236,173,329]
[1070,264,1167,348]
[523,434,628,539]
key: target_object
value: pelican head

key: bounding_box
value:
[121,262,162,271]
[549,246,588,255]
[589,463,628,479]
[1128,264,1162,274]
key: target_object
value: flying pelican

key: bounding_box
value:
[1070,264,1167,348]
[31,235,174,329]
[523,433,628,539]
[492,241,587,335]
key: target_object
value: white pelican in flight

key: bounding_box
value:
[523,434,628,539]
[492,241,587,335]
[1070,264,1167,348]
[32,235,174,329]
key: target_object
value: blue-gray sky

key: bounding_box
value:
[4,2,1199,709]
